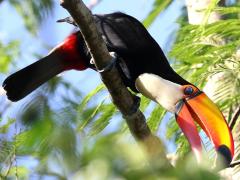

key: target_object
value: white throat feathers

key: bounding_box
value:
[135,73,184,112]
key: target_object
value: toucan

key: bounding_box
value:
[2,12,234,166]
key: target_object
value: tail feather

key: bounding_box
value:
[2,53,64,101]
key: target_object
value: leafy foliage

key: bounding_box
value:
[8,0,54,34]
[214,6,240,15]
[147,105,166,132]
[0,41,19,73]
[72,133,220,180]
[0,118,15,133]
[170,10,240,109]
[168,2,240,160]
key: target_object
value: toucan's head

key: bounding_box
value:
[135,73,234,166]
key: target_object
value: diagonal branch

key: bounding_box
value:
[59,0,170,166]
[230,160,240,168]
[229,106,240,130]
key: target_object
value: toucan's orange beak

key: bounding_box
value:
[175,89,234,166]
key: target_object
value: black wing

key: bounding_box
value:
[93,13,187,90]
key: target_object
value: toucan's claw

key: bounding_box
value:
[57,16,77,26]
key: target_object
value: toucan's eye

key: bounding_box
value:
[184,86,194,95]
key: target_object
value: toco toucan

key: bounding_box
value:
[2,12,234,166]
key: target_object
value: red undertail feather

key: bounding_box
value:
[57,32,88,71]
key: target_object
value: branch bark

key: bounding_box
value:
[230,106,240,130]
[230,160,240,168]
[59,0,170,166]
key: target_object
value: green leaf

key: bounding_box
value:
[147,105,166,132]
[16,118,53,156]
[0,119,16,134]
[89,104,117,136]
[214,6,240,15]
[77,83,105,115]
[143,0,173,28]
[0,41,19,73]
[77,98,106,132]
[139,95,151,112]
[5,166,28,179]
[0,140,14,163]
[165,116,179,140]
[201,0,220,26]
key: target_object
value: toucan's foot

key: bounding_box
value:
[132,95,141,113]
[57,16,77,26]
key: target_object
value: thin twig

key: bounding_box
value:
[3,153,15,178]
[230,160,240,168]
[229,106,240,130]
[14,122,18,180]
[2,125,19,179]
[227,105,233,122]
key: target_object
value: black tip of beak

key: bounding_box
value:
[217,145,232,167]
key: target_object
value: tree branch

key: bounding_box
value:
[230,160,240,168]
[59,0,170,165]
[229,106,240,130]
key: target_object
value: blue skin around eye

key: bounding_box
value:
[184,87,194,95]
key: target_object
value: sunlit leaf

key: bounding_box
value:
[0,41,19,73]
[77,83,105,115]
[89,104,116,136]
[139,95,151,112]
[77,98,106,132]
[214,6,240,15]
[143,0,173,28]
[0,118,15,134]
[147,105,166,132]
